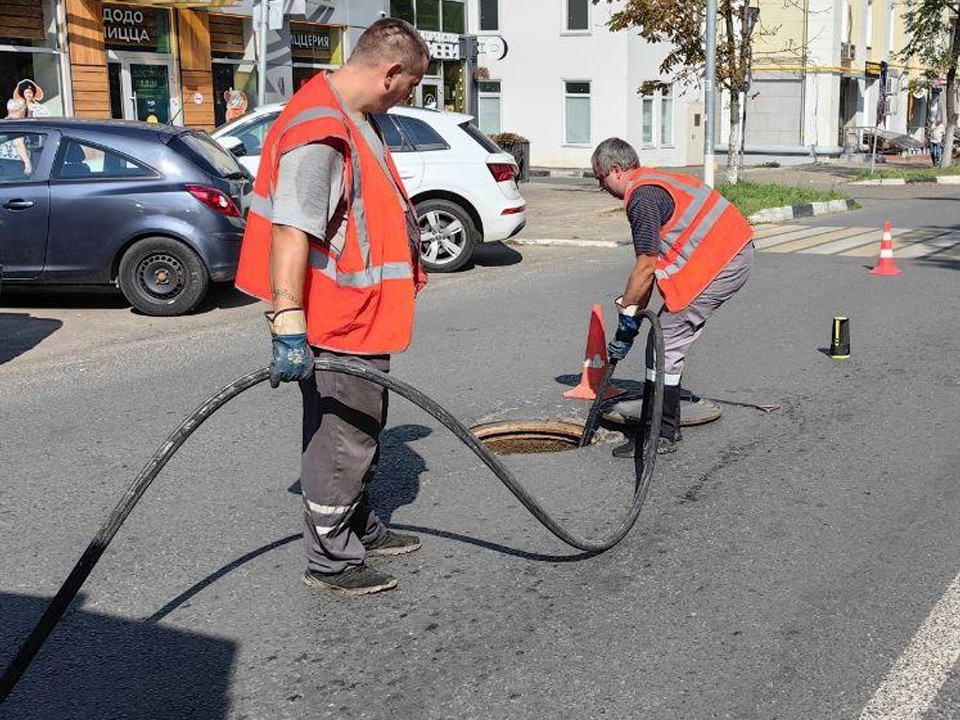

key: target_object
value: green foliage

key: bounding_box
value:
[717,181,846,217]
[489,132,529,145]
[899,0,958,69]
[853,164,960,181]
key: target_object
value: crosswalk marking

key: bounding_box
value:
[754,225,960,260]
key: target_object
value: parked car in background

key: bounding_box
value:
[0,119,251,316]
[212,104,526,272]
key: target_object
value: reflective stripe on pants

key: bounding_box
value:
[645,241,754,386]
[299,351,390,574]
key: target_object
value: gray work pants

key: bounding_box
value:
[645,241,754,386]
[299,350,390,574]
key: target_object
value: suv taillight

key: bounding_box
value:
[185,185,241,217]
[487,163,518,183]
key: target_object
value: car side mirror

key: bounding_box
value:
[219,135,247,158]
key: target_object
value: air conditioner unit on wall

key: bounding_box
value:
[841,42,856,61]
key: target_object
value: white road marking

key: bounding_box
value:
[859,569,960,719]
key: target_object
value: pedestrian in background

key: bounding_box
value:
[235,19,429,595]
[930,118,945,167]
[592,138,754,457]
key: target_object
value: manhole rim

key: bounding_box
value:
[469,419,588,441]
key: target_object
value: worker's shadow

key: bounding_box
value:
[284,424,431,525]
[0,592,234,720]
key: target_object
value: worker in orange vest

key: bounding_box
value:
[235,19,429,595]
[592,137,754,457]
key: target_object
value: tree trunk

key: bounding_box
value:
[727,91,742,184]
[941,18,960,167]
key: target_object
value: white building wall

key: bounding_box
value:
[467,0,696,168]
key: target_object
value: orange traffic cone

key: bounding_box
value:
[563,303,626,400]
[869,221,902,276]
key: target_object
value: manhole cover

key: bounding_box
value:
[470,420,588,455]
[600,397,722,427]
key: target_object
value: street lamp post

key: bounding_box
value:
[704,0,717,187]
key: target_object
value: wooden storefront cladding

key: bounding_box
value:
[178,9,214,130]
[209,14,244,55]
[65,0,111,118]
[63,1,216,129]
[0,0,47,43]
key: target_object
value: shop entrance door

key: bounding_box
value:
[418,78,443,110]
[107,51,180,124]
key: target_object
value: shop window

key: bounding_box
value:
[0,131,45,183]
[478,80,501,134]
[564,81,591,145]
[442,59,464,112]
[54,140,153,180]
[480,0,499,31]
[211,14,258,126]
[417,0,441,31]
[0,0,65,117]
[442,1,465,34]
[660,85,674,146]
[102,4,171,53]
[391,0,416,24]
[566,0,589,31]
[394,115,448,151]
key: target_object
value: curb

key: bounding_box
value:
[530,167,595,179]
[850,175,960,186]
[508,237,629,248]
[748,198,858,225]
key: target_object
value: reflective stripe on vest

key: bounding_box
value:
[626,170,731,282]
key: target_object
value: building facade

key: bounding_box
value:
[735,0,926,158]
[463,0,701,169]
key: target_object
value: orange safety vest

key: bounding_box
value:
[623,168,753,312]
[235,73,426,354]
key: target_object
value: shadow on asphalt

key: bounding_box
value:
[0,592,235,719]
[915,256,960,271]
[466,241,522,269]
[0,284,258,315]
[0,313,62,365]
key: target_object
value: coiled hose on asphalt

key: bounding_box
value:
[0,310,663,705]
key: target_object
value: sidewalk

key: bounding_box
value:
[515,159,947,245]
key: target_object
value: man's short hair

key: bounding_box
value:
[349,18,430,73]
[592,138,641,175]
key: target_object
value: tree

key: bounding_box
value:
[900,0,960,166]
[599,0,767,183]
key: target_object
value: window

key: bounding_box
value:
[660,85,674,146]
[417,0,440,30]
[0,0,66,117]
[480,0,499,31]
[170,132,244,178]
[566,0,589,31]
[478,80,501,134]
[54,140,152,180]
[372,114,413,152]
[226,113,276,157]
[564,81,591,145]
[394,115,449,151]
[0,132,44,183]
[390,0,415,24]
[641,95,654,146]
[442,0,465,33]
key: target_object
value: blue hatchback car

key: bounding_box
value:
[0,119,251,316]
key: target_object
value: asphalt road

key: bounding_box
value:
[2,233,960,718]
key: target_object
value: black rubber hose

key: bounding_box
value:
[0,312,663,704]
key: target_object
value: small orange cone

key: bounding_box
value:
[563,303,626,400]
[869,221,902,276]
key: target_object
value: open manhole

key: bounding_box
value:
[470,420,588,455]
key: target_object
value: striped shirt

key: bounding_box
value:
[627,185,675,256]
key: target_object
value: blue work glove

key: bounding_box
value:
[607,310,640,361]
[266,309,315,389]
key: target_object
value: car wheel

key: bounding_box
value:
[415,198,477,273]
[118,237,209,316]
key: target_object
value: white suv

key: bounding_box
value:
[213,104,526,272]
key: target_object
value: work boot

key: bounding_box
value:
[364,530,422,557]
[660,384,683,444]
[302,565,398,595]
